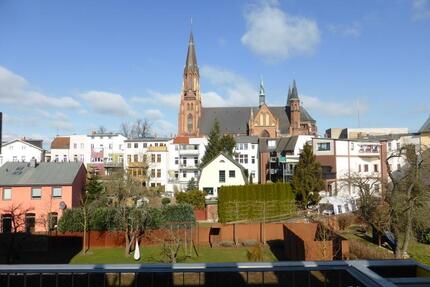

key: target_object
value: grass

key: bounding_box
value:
[70,245,277,264]
[408,241,430,266]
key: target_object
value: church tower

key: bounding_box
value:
[288,80,301,135]
[178,32,202,136]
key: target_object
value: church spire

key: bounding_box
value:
[290,80,299,100]
[259,78,266,107]
[184,31,198,76]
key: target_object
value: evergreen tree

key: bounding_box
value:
[86,173,104,200]
[201,119,237,166]
[291,143,324,209]
[186,177,198,192]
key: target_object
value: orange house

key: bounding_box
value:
[0,160,86,233]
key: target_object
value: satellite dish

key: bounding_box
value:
[59,201,67,210]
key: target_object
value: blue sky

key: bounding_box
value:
[0,0,429,142]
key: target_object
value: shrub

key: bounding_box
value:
[247,244,264,262]
[58,209,84,232]
[349,240,394,260]
[162,203,196,226]
[175,190,206,209]
[337,214,356,230]
[161,197,171,206]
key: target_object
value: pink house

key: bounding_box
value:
[0,160,86,233]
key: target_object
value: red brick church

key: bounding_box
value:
[178,32,317,138]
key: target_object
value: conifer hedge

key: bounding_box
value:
[218,182,296,223]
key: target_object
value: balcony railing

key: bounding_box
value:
[0,260,429,287]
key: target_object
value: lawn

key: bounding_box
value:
[408,241,430,266]
[70,245,277,264]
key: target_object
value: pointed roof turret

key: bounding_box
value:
[259,78,266,107]
[289,80,299,101]
[184,31,198,75]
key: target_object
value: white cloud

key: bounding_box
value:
[0,66,81,109]
[300,95,368,117]
[412,0,430,21]
[201,65,258,106]
[241,1,320,62]
[328,22,361,38]
[131,91,179,108]
[153,120,176,137]
[143,109,164,120]
[80,91,136,117]
[37,110,74,131]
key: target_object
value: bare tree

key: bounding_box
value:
[385,144,430,258]
[119,122,132,138]
[97,125,108,134]
[132,118,152,138]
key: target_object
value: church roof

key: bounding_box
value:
[199,106,315,135]
[184,32,198,75]
[419,115,430,133]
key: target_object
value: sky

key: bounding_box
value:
[0,0,429,143]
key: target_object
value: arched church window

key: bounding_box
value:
[265,114,270,126]
[259,114,264,126]
[187,114,193,132]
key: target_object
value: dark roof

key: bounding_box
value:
[0,162,84,186]
[288,80,299,101]
[50,137,70,149]
[258,136,299,153]
[234,135,259,144]
[199,106,315,135]
[419,115,430,133]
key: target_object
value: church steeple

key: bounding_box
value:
[178,30,202,137]
[259,79,266,107]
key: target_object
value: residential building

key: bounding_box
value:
[124,137,171,187]
[419,115,430,149]
[50,133,126,175]
[233,136,259,183]
[312,138,385,199]
[177,32,317,137]
[0,160,86,233]
[0,139,45,167]
[198,152,248,199]
[259,135,313,184]
[166,136,207,193]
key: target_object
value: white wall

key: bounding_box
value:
[0,140,45,166]
[234,141,259,183]
[198,153,247,199]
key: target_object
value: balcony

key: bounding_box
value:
[358,144,380,155]
[179,163,199,170]
[104,160,124,168]
[179,145,199,155]
[0,260,429,287]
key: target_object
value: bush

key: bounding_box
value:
[58,209,84,232]
[337,214,356,230]
[349,240,394,260]
[161,197,171,206]
[175,190,206,209]
[218,182,296,223]
[415,227,430,244]
[162,203,196,226]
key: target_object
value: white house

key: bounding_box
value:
[166,136,207,194]
[198,152,248,199]
[233,136,259,183]
[312,138,384,198]
[0,139,45,166]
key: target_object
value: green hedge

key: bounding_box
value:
[218,182,296,223]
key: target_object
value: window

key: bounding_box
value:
[156,169,161,178]
[187,114,193,132]
[358,165,361,172]
[151,154,155,163]
[337,205,342,214]
[2,188,11,200]
[229,170,235,178]
[73,143,77,149]
[388,142,392,151]
[1,214,12,233]
[157,154,161,163]
[203,187,213,195]
[243,143,248,150]
[52,187,62,198]
[21,156,26,162]
[134,154,138,162]
[109,144,113,150]
[219,170,226,183]
[251,156,255,164]
[127,155,132,163]
[151,183,156,187]
[174,171,179,179]
[55,155,59,162]
[267,140,276,148]
[73,155,78,162]
[127,143,131,148]
[155,143,159,147]
[194,156,198,165]
[31,188,42,199]
[317,142,331,151]
[91,144,94,149]
[183,172,187,178]
[156,183,161,187]
[194,170,198,178]
[48,212,58,231]
[182,158,187,165]
[150,169,155,177]
[364,164,369,172]
[344,204,350,212]
[374,164,378,172]
[13,156,17,162]
[25,213,36,233]
[80,154,85,162]
[80,143,84,149]
[351,143,354,151]
[237,154,248,164]
[143,143,147,148]
[175,157,179,165]
[134,143,138,148]
[63,155,67,162]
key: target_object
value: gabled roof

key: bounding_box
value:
[51,137,70,149]
[200,152,248,184]
[0,162,85,186]
[419,115,430,133]
[2,139,45,152]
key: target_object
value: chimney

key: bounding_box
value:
[29,157,38,168]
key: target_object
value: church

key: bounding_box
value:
[178,32,317,138]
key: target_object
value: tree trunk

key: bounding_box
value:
[125,225,130,256]
[401,185,415,258]
[82,207,88,254]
